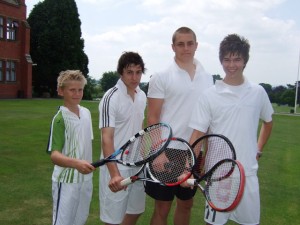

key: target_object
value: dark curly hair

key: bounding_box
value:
[117,51,146,75]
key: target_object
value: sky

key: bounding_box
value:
[25,0,300,86]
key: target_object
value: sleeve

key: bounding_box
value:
[189,93,211,133]
[99,91,117,129]
[47,114,65,153]
[147,73,166,99]
[87,109,94,140]
[260,88,274,122]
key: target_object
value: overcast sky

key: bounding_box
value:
[26,0,300,86]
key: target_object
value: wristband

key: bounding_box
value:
[257,150,263,158]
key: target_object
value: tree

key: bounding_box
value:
[259,83,273,102]
[84,77,99,100]
[295,81,300,106]
[259,83,272,94]
[280,89,295,107]
[100,71,119,92]
[139,82,149,95]
[28,0,89,97]
[272,85,287,105]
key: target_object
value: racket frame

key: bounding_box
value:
[91,122,172,167]
[190,158,245,212]
[191,134,237,178]
[121,137,196,187]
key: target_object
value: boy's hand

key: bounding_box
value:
[76,160,96,174]
[109,175,126,192]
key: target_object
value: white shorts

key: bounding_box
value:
[52,180,93,225]
[204,175,260,225]
[99,166,146,224]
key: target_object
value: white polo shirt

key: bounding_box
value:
[99,79,146,163]
[147,58,213,141]
[189,79,274,175]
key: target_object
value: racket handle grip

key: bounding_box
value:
[120,177,133,186]
[187,179,196,186]
[91,159,105,168]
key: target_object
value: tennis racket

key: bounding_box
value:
[120,137,195,187]
[187,158,245,212]
[191,134,236,178]
[91,123,172,167]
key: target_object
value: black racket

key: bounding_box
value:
[191,134,236,178]
[120,137,195,187]
[188,158,245,212]
[91,123,172,167]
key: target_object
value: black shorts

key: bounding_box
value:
[145,181,197,201]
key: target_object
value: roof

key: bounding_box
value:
[1,0,20,6]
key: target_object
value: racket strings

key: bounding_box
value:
[148,140,194,185]
[205,161,242,210]
[193,136,235,177]
[121,125,170,163]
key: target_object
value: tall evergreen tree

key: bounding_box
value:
[28,0,89,97]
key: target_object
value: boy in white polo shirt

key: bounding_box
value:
[47,70,95,225]
[146,27,213,225]
[189,34,274,225]
[99,51,147,225]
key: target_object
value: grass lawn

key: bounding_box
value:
[0,99,299,225]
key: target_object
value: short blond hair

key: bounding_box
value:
[172,27,197,44]
[57,70,87,89]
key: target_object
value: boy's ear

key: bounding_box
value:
[57,87,64,96]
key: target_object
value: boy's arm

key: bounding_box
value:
[257,120,273,159]
[101,127,125,192]
[51,150,95,174]
[189,129,206,145]
[147,98,164,125]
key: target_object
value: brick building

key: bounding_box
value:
[0,0,32,98]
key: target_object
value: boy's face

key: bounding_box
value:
[57,80,84,106]
[120,64,143,92]
[172,32,198,63]
[222,53,245,80]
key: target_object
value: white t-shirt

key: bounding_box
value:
[147,58,213,141]
[99,79,146,166]
[189,79,274,175]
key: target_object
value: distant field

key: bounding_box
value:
[272,103,299,114]
[0,99,299,225]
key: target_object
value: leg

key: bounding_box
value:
[121,213,143,225]
[173,198,193,225]
[150,200,173,225]
[122,174,146,225]
[52,182,80,225]
[74,180,93,225]
[145,178,175,225]
[99,167,130,225]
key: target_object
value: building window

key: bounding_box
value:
[6,61,16,82]
[0,17,3,39]
[0,61,3,81]
[6,18,18,41]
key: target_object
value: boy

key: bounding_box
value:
[47,70,95,225]
[146,26,213,225]
[99,52,147,225]
[189,34,273,225]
